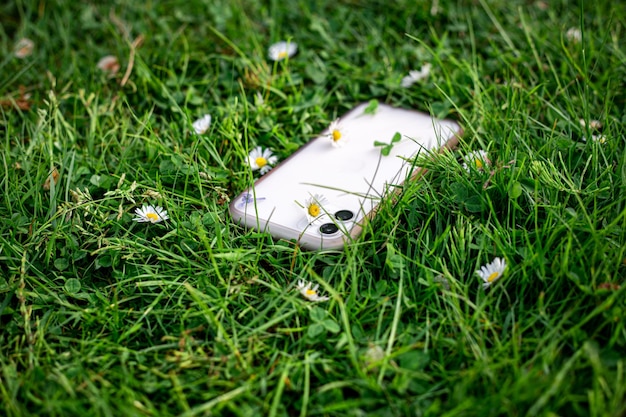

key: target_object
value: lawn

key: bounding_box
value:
[1,0,625,415]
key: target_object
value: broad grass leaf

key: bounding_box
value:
[307,323,324,338]
[322,319,340,333]
[54,258,69,271]
[509,181,523,199]
[64,278,81,294]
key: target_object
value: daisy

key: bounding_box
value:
[364,344,385,368]
[97,55,120,76]
[327,119,348,148]
[268,41,297,61]
[582,134,607,144]
[192,114,212,134]
[254,91,265,106]
[476,257,507,289]
[14,38,34,59]
[579,118,602,130]
[247,146,278,175]
[462,150,490,172]
[133,204,169,224]
[304,194,328,222]
[592,134,607,144]
[296,279,329,302]
[566,27,582,43]
[401,63,432,88]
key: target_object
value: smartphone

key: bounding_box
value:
[229,102,462,250]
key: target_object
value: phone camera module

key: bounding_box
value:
[319,223,339,235]
[334,210,354,221]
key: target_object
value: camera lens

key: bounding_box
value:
[334,210,354,221]
[319,223,339,235]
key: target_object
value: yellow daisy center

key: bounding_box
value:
[255,156,267,168]
[475,159,484,169]
[305,288,317,296]
[332,129,342,142]
[146,212,159,222]
[308,203,320,217]
[487,271,500,282]
[278,51,288,59]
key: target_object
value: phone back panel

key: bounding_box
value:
[229,102,461,250]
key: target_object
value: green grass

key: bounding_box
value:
[1,0,625,415]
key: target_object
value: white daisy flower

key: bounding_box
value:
[566,27,582,43]
[579,118,602,130]
[462,150,490,172]
[327,119,348,147]
[14,38,34,59]
[582,134,607,144]
[593,134,607,144]
[192,114,212,134]
[254,92,265,106]
[133,205,169,224]
[304,194,328,222]
[268,41,297,61]
[363,344,385,368]
[97,55,120,76]
[296,279,329,302]
[476,257,507,289]
[247,146,278,175]
[401,63,432,88]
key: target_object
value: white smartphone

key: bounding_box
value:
[229,102,462,250]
